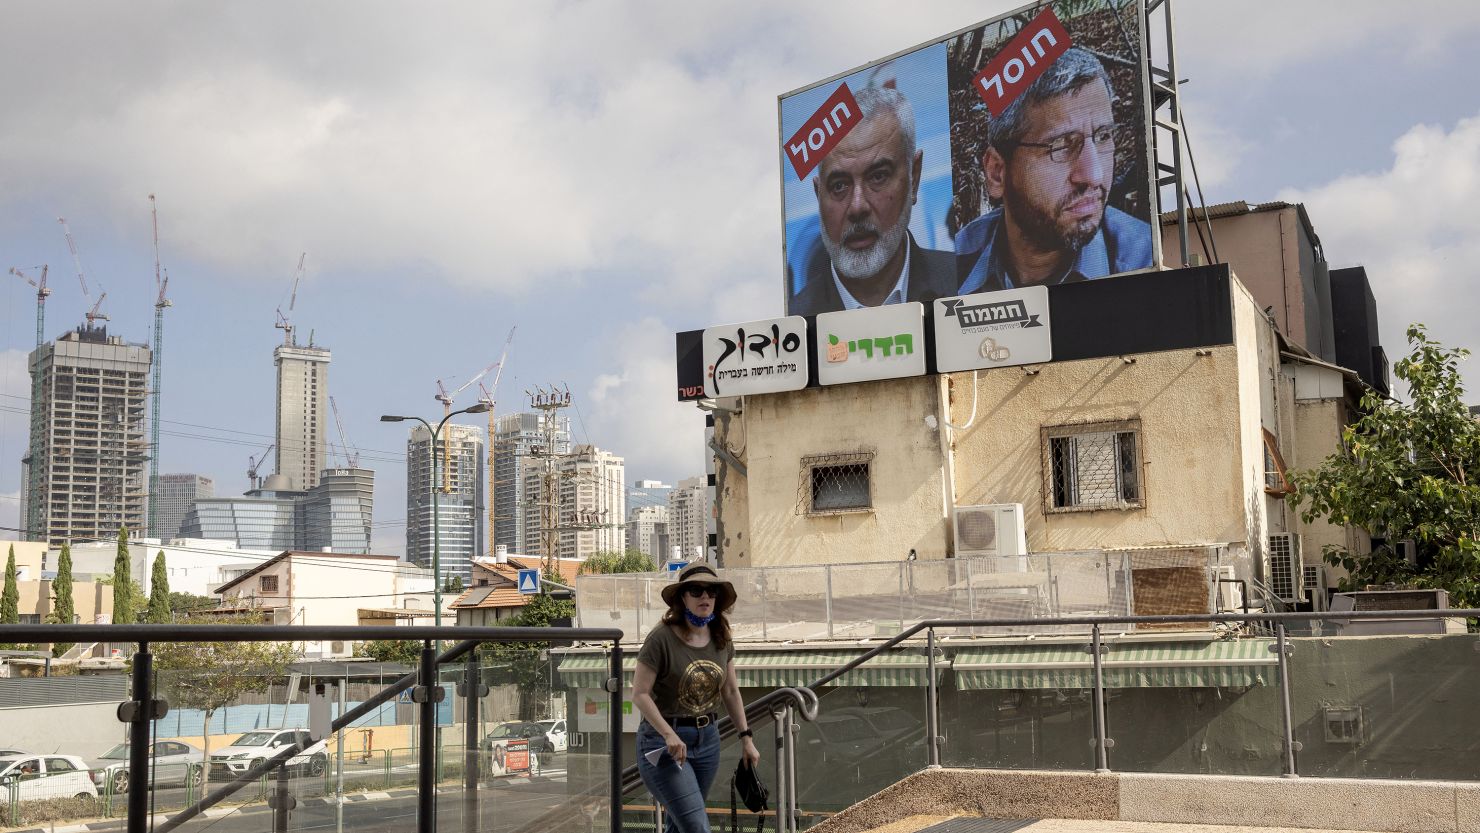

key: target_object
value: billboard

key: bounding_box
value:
[780,0,1156,318]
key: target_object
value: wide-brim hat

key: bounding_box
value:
[661,563,737,612]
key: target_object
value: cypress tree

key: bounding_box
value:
[147,551,171,623]
[112,526,135,625]
[1,545,19,624]
[52,543,76,657]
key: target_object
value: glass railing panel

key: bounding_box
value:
[790,659,933,819]
[492,647,611,833]
[827,562,908,638]
[1290,629,1480,780]
[938,657,1095,771]
[1098,634,1284,776]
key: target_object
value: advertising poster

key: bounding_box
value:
[780,0,1155,317]
[489,738,531,777]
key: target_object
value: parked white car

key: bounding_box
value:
[0,754,99,801]
[535,719,568,753]
[208,730,327,778]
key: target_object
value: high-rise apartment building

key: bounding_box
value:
[274,343,330,491]
[179,466,374,553]
[152,473,214,541]
[492,412,570,554]
[558,444,625,559]
[626,504,669,562]
[21,326,152,546]
[668,476,708,561]
[406,423,483,584]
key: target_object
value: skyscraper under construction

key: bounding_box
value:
[20,325,152,546]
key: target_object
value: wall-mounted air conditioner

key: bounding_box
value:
[954,503,1028,559]
[1214,565,1243,612]
[1268,532,1303,604]
[1302,564,1329,611]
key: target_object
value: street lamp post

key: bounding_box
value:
[382,402,490,628]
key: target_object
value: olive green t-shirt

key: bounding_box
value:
[636,623,735,717]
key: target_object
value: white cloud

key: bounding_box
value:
[1278,112,1480,394]
[0,492,17,542]
[584,318,706,482]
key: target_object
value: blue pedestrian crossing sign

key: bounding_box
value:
[517,568,541,595]
[666,561,688,575]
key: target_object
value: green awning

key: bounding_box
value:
[951,638,1276,690]
[558,648,935,690]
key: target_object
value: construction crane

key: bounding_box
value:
[147,194,174,539]
[274,253,305,346]
[248,444,275,491]
[8,265,50,347]
[433,355,501,493]
[57,217,108,326]
[329,396,360,468]
[478,328,516,557]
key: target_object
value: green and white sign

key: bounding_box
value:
[815,302,927,386]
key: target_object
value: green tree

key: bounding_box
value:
[52,543,76,657]
[154,612,299,791]
[147,551,171,624]
[169,592,218,617]
[356,639,424,665]
[1290,324,1480,605]
[442,575,464,594]
[578,550,658,575]
[482,569,576,719]
[1,545,19,624]
[111,526,135,625]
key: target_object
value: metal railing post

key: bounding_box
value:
[926,628,940,768]
[1275,623,1300,777]
[271,760,292,833]
[785,703,799,833]
[127,642,152,833]
[1090,624,1111,773]
[464,648,480,833]
[608,643,623,833]
[771,704,788,833]
[824,565,834,639]
[418,641,437,833]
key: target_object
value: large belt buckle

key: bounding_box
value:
[695,714,711,728]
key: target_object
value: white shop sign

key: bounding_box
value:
[933,286,1052,372]
[702,316,809,398]
[815,302,927,386]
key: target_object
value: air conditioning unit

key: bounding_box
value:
[954,504,1028,558]
[1395,539,1417,566]
[1214,565,1243,612]
[1302,564,1329,611]
[1268,533,1303,604]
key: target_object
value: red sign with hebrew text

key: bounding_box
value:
[970,8,1072,116]
[783,83,862,180]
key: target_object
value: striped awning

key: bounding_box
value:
[557,648,934,690]
[951,638,1276,690]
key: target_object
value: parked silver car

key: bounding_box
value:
[88,740,204,793]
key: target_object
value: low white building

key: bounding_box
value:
[59,538,278,599]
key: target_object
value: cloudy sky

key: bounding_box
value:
[3,1,1478,553]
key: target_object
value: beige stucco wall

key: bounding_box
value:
[1233,276,1276,581]
[1291,397,1367,588]
[948,344,1249,555]
[715,376,949,568]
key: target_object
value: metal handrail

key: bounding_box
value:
[0,623,625,833]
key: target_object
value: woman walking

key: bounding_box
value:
[634,563,760,832]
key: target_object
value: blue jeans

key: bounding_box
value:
[636,721,721,833]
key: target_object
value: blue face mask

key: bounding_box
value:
[684,610,717,628]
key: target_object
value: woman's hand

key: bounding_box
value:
[740,735,760,768]
[664,731,688,768]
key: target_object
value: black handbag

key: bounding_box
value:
[730,759,769,833]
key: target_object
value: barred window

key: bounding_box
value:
[1043,421,1143,511]
[259,574,280,593]
[797,452,873,515]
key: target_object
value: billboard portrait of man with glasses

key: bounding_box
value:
[953,46,1153,293]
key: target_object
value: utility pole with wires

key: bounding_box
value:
[525,385,572,576]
